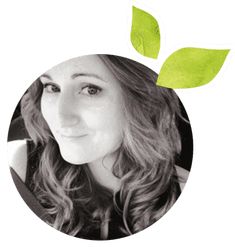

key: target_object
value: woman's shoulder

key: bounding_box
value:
[175,165,189,191]
[8,139,28,183]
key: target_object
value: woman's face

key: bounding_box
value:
[40,55,124,165]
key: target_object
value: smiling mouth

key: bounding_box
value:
[61,134,87,138]
[59,134,88,141]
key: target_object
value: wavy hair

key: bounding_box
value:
[21,55,183,239]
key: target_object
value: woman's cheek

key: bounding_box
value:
[41,99,56,132]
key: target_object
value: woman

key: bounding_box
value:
[9,54,191,240]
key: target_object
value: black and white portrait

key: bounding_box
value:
[7,54,193,240]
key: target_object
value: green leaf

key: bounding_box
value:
[157,48,230,88]
[131,6,160,59]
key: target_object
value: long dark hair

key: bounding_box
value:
[21,54,183,239]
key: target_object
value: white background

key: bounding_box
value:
[1,0,235,246]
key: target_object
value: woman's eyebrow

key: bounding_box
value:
[39,73,108,83]
[40,74,52,80]
[71,73,107,82]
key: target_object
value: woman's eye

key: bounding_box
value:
[81,85,102,96]
[43,83,60,93]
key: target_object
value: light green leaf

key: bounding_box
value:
[131,6,160,59]
[157,48,230,88]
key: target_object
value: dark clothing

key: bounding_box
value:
[10,167,51,222]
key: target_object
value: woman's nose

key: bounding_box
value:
[57,93,80,127]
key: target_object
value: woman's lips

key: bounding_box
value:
[61,134,87,139]
[56,130,88,140]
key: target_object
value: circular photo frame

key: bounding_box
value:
[7,54,193,240]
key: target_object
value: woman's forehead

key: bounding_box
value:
[42,55,115,82]
[41,55,118,83]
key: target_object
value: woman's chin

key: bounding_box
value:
[60,152,89,165]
